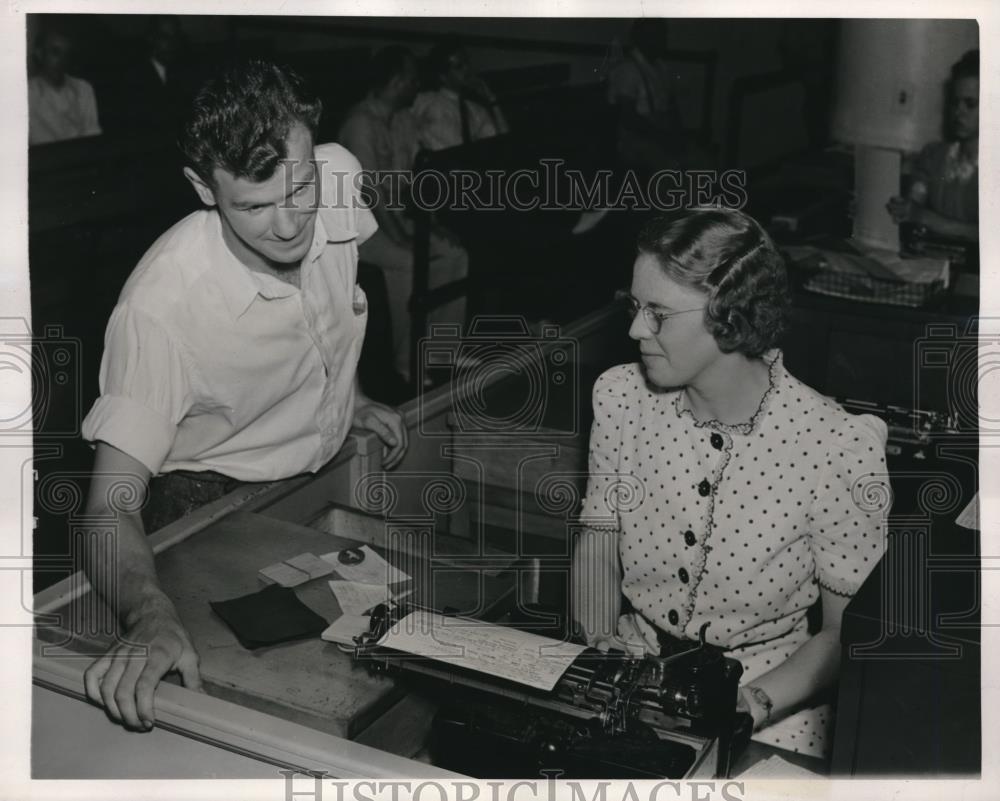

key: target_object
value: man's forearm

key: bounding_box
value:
[81,506,172,626]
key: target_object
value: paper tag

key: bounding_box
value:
[320,614,372,646]
[285,552,336,580]
[258,561,310,587]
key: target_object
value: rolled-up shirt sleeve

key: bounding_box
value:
[81,304,196,474]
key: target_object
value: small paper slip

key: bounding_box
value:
[738,754,823,779]
[320,545,410,585]
[259,552,335,586]
[285,552,335,580]
[320,614,371,646]
[956,493,979,530]
[259,561,310,588]
[377,610,586,691]
[329,580,393,616]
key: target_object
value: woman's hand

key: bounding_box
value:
[885,196,978,242]
[737,685,774,732]
[886,195,918,224]
[352,397,408,469]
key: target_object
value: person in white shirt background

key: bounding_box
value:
[413,36,509,152]
[28,23,102,145]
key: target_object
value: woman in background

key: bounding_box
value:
[572,208,889,758]
[887,49,979,244]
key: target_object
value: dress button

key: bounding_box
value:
[698,479,711,497]
[668,609,679,625]
[678,568,689,583]
[710,433,724,450]
[684,530,697,546]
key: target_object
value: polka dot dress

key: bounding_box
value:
[579,351,890,758]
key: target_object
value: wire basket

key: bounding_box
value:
[786,244,950,308]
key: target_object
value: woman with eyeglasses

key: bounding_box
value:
[572,208,889,758]
[886,49,979,244]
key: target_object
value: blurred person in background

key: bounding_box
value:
[887,49,979,245]
[413,36,509,151]
[28,22,101,145]
[606,18,686,173]
[99,15,197,136]
[340,46,469,385]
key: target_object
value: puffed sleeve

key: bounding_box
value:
[807,413,890,596]
[579,365,635,528]
[81,304,197,475]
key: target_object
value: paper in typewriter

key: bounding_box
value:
[377,610,587,691]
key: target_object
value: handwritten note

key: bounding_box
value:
[377,610,586,691]
[320,545,410,585]
[329,580,393,616]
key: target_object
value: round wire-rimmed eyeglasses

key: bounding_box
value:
[614,290,705,335]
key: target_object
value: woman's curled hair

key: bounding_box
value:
[636,208,790,357]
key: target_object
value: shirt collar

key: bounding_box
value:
[208,211,331,320]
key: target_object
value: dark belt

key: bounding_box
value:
[141,470,247,533]
[622,597,702,658]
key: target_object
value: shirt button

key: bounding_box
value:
[668,609,679,625]
[684,530,697,546]
[698,479,712,497]
[678,567,689,584]
[710,433,724,450]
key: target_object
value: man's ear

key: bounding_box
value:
[183,166,217,207]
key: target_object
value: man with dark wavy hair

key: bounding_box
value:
[80,59,407,730]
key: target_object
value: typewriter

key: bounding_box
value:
[354,603,752,779]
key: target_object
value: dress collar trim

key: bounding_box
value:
[672,350,783,436]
